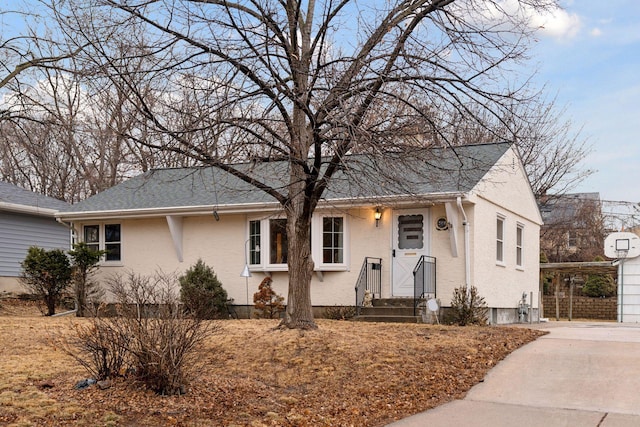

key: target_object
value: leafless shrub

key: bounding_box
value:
[61,316,131,380]
[62,271,218,395]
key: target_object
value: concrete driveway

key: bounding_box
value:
[387,321,640,427]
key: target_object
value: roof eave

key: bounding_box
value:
[0,201,60,217]
[56,191,470,221]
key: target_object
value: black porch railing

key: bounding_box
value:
[355,257,382,315]
[413,255,436,315]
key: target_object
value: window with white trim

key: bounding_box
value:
[496,215,505,264]
[248,213,348,271]
[83,223,121,262]
[269,218,288,264]
[249,220,261,265]
[322,216,344,264]
[516,223,524,268]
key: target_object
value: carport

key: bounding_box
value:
[540,261,617,320]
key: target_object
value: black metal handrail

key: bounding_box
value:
[355,257,382,315]
[413,255,436,315]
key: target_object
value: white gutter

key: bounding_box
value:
[456,197,471,290]
[55,192,468,221]
[0,201,59,217]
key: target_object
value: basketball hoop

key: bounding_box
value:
[617,249,629,260]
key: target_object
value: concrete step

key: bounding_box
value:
[353,314,421,323]
[358,306,417,316]
[372,298,417,307]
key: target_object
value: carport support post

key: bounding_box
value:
[568,276,574,321]
[554,273,560,321]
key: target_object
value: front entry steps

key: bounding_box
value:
[353,298,421,323]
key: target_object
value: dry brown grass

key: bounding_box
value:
[0,299,545,426]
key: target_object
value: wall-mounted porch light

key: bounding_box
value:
[374,207,382,227]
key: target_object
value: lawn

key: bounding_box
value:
[0,300,545,426]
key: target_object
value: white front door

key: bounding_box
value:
[392,209,430,297]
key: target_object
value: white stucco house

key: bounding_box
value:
[56,142,542,323]
[0,182,71,294]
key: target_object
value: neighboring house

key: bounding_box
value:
[57,142,542,324]
[538,192,606,263]
[0,182,71,293]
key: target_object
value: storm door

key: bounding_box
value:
[391,209,430,296]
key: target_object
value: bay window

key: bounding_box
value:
[248,213,348,271]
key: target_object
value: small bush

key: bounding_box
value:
[449,285,488,326]
[323,305,356,320]
[179,260,228,319]
[68,243,106,317]
[583,274,616,298]
[253,277,285,319]
[21,246,72,316]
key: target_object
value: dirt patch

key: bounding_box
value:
[0,301,545,426]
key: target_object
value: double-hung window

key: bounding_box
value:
[516,223,524,268]
[496,215,505,265]
[321,216,344,264]
[83,223,122,262]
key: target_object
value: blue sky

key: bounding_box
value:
[526,0,640,205]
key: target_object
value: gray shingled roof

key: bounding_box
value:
[61,142,512,214]
[0,181,70,212]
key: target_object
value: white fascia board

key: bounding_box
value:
[0,201,59,217]
[55,202,283,221]
[55,192,470,221]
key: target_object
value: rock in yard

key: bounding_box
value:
[97,380,112,390]
[73,378,96,390]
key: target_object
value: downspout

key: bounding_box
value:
[56,217,77,246]
[456,197,470,292]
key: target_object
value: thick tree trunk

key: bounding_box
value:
[280,206,316,329]
[279,155,317,329]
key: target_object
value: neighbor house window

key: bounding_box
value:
[496,215,505,264]
[84,225,100,254]
[269,218,288,264]
[83,224,121,262]
[322,217,344,264]
[516,224,524,268]
[567,231,578,248]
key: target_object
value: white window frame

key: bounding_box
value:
[246,216,288,272]
[496,214,505,266]
[247,213,349,272]
[516,223,524,269]
[312,213,349,271]
[82,223,123,264]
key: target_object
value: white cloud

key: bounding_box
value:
[527,6,582,39]
[478,1,583,40]
[590,27,603,37]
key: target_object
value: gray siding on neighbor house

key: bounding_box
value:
[0,212,70,277]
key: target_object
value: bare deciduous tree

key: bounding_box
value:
[51,0,563,329]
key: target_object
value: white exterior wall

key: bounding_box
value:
[468,147,542,310]
[429,204,466,304]
[80,207,390,307]
[470,198,539,309]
